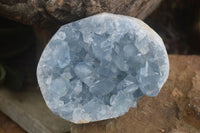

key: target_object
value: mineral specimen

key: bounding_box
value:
[37,13,169,123]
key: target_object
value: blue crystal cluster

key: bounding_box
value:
[37,13,169,123]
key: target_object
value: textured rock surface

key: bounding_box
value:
[71,55,200,133]
[0,112,25,133]
[0,0,162,25]
[37,13,169,123]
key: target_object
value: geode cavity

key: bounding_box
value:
[37,13,169,123]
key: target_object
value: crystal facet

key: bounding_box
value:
[37,13,169,123]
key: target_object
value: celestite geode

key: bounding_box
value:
[37,13,169,123]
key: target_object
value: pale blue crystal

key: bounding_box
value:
[37,13,169,123]
[89,79,115,96]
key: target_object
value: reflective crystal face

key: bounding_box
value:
[37,13,169,123]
